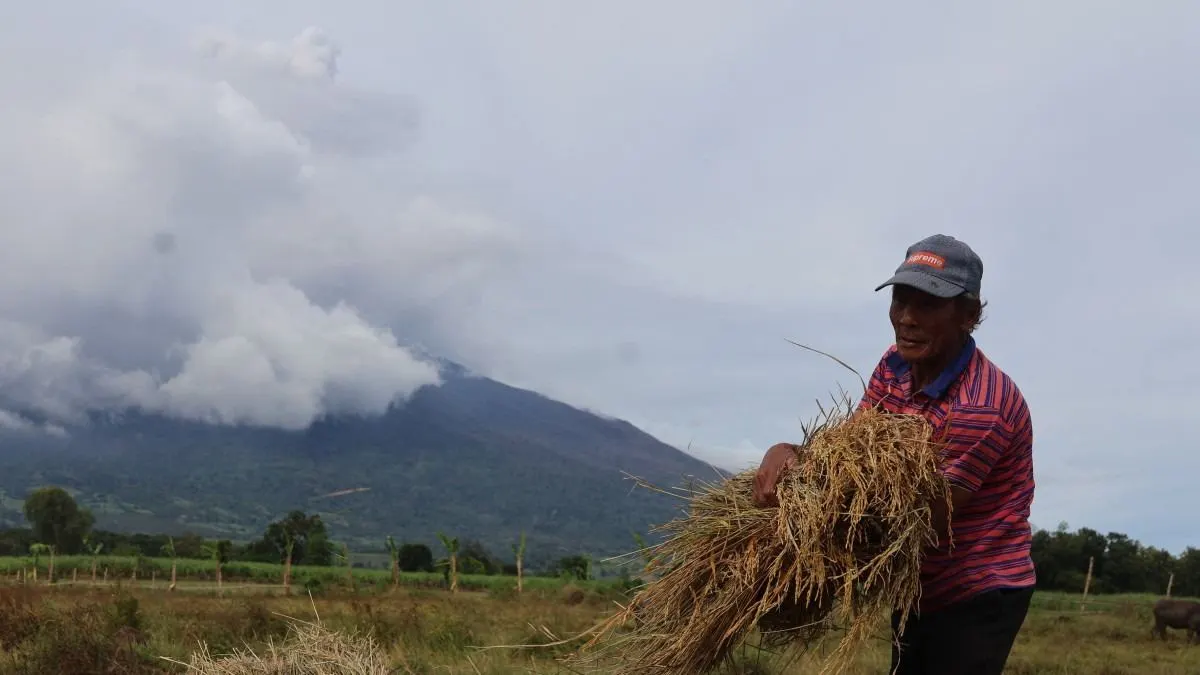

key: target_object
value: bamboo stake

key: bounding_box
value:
[1080,556,1094,612]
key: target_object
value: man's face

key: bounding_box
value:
[888,284,968,365]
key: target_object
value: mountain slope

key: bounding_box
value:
[0,362,724,567]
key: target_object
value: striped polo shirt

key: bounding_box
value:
[857,336,1036,612]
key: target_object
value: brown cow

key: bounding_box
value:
[1152,598,1200,642]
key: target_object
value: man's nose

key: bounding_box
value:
[895,304,918,326]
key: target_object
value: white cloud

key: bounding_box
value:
[195,26,341,80]
[0,321,158,423]
[157,277,440,429]
[0,24,517,429]
[0,409,67,438]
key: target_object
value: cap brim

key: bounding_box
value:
[874,269,964,298]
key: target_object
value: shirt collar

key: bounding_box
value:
[884,336,976,399]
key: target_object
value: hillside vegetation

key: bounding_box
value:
[0,360,720,566]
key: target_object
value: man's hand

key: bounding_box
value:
[753,442,802,508]
[927,485,974,547]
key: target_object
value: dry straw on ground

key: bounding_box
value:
[565,392,951,675]
[162,601,395,675]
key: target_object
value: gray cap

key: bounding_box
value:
[875,234,983,298]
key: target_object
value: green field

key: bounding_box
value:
[0,554,616,595]
[0,555,1194,674]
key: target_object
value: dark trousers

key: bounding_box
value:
[889,586,1033,675]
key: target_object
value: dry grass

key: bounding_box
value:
[564,397,951,675]
[0,582,1195,673]
[162,596,394,675]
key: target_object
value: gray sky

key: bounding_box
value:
[2,2,1198,552]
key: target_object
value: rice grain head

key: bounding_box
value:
[566,395,951,675]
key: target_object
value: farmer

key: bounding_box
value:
[752,234,1035,675]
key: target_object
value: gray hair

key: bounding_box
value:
[957,292,987,334]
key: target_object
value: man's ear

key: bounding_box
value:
[956,295,983,334]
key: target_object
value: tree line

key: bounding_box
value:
[7,486,594,580]
[23,486,1200,595]
[1031,521,1200,596]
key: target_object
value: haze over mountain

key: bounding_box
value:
[0,359,721,565]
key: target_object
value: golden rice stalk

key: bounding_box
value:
[566,394,951,675]
[161,611,393,674]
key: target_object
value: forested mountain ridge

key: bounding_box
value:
[0,360,722,568]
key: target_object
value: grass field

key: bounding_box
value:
[0,554,608,594]
[0,573,1193,674]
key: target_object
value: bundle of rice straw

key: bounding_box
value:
[565,395,951,675]
[161,610,394,675]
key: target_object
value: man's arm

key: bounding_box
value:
[755,351,893,508]
[927,411,1014,543]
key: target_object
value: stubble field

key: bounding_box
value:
[0,574,1194,674]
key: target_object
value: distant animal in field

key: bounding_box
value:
[1151,598,1200,642]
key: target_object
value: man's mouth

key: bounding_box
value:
[897,337,925,348]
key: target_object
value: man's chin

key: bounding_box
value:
[895,343,929,363]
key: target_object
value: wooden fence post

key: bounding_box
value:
[1080,556,1094,612]
[1167,573,1175,598]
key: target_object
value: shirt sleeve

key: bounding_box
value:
[941,411,1014,493]
[857,349,893,412]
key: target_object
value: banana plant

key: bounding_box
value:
[512,532,527,593]
[335,543,354,589]
[86,539,104,582]
[385,536,401,589]
[280,531,296,595]
[29,543,51,583]
[437,532,459,593]
[161,536,178,591]
[201,540,230,594]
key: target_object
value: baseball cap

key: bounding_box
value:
[874,234,983,298]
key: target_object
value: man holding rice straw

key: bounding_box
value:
[753,234,1035,675]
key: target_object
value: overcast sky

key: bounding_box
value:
[1,2,1197,552]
